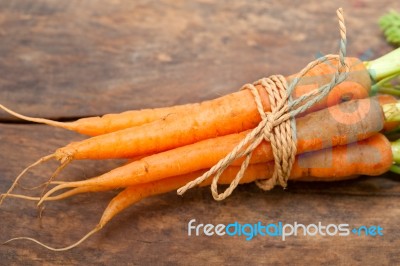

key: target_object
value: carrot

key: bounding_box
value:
[0,97,385,205]
[0,57,370,136]
[115,94,395,162]
[99,133,393,230]
[5,133,392,251]
[36,91,385,163]
[0,62,375,207]
[11,131,393,202]
[35,98,384,204]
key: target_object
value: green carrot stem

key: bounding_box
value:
[388,138,400,173]
[364,48,400,83]
[391,139,400,164]
[374,86,400,96]
[389,164,400,174]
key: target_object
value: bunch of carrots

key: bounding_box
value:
[2,35,400,250]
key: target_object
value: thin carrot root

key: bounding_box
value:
[1,194,40,201]
[3,190,74,202]
[0,154,71,205]
[17,180,66,191]
[0,104,74,130]
[5,185,117,203]
[38,184,73,205]
[6,177,189,250]
[0,154,56,205]
[34,186,107,202]
[17,183,48,191]
[40,179,114,205]
[38,158,72,203]
[42,188,86,201]
[2,226,101,252]
[42,186,121,201]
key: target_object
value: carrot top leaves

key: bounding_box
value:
[379,10,400,46]
[366,11,400,95]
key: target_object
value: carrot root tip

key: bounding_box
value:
[38,158,72,202]
[17,180,64,190]
[2,226,101,251]
[0,104,73,130]
[0,193,40,201]
[0,154,56,206]
[37,183,74,206]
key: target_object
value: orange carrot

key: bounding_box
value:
[99,133,392,229]
[0,57,374,204]
[0,97,384,205]
[37,98,384,203]
[49,94,383,163]
[6,133,391,251]
[117,95,397,161]
[0,57,369,136]
[10,132,392,202]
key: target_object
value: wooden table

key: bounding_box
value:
[1,0,400,264]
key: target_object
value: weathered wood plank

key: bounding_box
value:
[1,124,400,264]
[2,0,400,264]
[0,0,399,120]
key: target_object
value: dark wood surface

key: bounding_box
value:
[1,0,400,265]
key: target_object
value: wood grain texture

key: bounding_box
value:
[1,0,400,265]
[1,124,400,265]
[0,0,399,120]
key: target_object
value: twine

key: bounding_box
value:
[177,8,350,200]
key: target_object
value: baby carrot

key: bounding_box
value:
[43,94,385,163]
[36,98,384,203]
[12,131,392,201]
[99,133,393,230]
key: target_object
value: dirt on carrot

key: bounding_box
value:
[34,98,383,204]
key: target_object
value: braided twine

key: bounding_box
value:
[177,8,350,201]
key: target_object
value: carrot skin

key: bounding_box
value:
[121,95,398,162]
[99,133,391,227]
[60,57,369,136]
[40,132,391,202]
[56,90,379,161]
[51,98,384,190]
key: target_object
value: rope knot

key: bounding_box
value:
[262,113,274,139]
